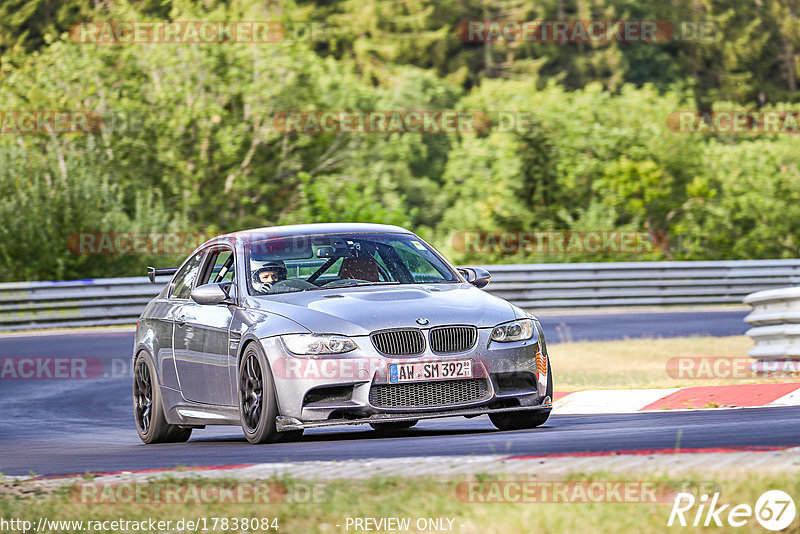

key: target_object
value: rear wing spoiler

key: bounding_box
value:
[147,266,178,283]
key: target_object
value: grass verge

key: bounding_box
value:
[1,472,798,533]
[550,335,800,391]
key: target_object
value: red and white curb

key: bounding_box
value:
[553,382,800,414]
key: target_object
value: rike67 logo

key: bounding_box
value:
[668,490,796,531]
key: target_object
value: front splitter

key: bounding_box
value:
[275,397,552,431]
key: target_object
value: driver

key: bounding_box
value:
[251,260,287,293]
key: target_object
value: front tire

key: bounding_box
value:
[239,343,292,444]
[490,360,553,431]
[133,352,192,444]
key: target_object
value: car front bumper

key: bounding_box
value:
[261,327,550,424]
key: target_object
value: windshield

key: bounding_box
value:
[244,232,459,296]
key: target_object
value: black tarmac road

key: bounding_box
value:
[4,308,795,478]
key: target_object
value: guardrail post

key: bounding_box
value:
[744,287,800,361]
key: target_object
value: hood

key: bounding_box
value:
[245,283,516,336]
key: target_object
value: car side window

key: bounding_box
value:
[170,251,205,299]
[201,249,235,285]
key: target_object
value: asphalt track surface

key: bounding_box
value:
[538,309,749,343]
[4,308,796,477]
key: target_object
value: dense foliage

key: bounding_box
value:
[1,0,799,281]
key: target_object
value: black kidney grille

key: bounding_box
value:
[371,329,425,356]
[429,326,478,353]
[369,379,489,408]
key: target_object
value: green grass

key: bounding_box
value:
[2,472,798,533]
[550,335,800,391]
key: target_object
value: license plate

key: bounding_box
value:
[388,360,472,383]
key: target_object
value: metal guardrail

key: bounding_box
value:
[481,259,800,308]
[0,277,164,331]
[744,287,800,360]
[2,259,800,331]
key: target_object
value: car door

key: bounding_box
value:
[173,246,237,406]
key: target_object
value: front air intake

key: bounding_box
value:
[369,379,489,408]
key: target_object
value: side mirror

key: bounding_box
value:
[458,267,491,289]
[191,283,231,305]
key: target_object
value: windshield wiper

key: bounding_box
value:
[329,280,401,288]
[303,280,400,291]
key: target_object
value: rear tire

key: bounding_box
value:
[490,360,553,431]
[369,420,418,431]
[239,343,282,444]
[133,352,192,444]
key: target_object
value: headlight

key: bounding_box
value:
[491,319,535,342]
[281,334,357,355]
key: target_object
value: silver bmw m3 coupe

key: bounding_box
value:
[133,223,553,444]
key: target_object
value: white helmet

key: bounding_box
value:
[251,261,287,293]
